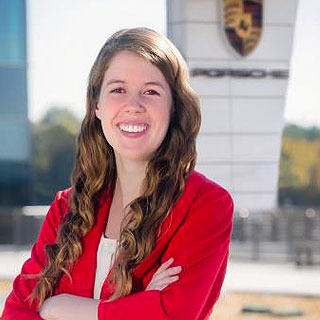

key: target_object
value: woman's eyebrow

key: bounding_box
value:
[106,79,165,90]
[106,79,125,86]
[144,81,165,90]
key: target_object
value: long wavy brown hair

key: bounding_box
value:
[32,27,201,306]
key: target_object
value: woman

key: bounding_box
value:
[1,27,234,320]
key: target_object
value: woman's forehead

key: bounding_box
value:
[102,51,170,87]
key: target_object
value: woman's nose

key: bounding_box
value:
[124,93,145,112]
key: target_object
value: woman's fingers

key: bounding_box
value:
[150,276,180,291]
[153,257,174,275]
[153,258,182,280]
[155,265,182,281]
[145,257,183,291]
[146,274,179,291]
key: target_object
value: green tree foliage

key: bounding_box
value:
[31,107,81,204]
[280,138,320,188]
[283,123,320,141]
[279,123,320,206]
[279,148,300,188]
[42,107,80,135]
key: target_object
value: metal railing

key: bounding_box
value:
[230,206,320,265]
[1,205,320,265]
[0,206,48,246]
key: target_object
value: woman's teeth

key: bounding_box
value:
[119,124,147,133]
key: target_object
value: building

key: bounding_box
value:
[0,0,31,205]
[167,0,299,212]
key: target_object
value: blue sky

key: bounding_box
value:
[26,0,320,127]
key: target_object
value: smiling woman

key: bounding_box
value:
[1,27,234,320]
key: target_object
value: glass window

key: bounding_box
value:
[0,0,26,64]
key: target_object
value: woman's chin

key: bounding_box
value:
[115,150,153,164]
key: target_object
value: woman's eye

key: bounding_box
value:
[110,88,125,94]
[145,89,159,96]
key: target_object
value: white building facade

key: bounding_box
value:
[167,0,299,212]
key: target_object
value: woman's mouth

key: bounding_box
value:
[117,123,149,138]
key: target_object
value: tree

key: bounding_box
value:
[30,107,81,204]
[308,149,320,190]
[279,149,299,188]
[278,123,320,206]
[283,123,320,141]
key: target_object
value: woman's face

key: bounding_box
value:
[96,50,173,163]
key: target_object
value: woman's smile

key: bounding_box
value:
[117,122,149,138]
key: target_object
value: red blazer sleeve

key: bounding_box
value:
[98,183,234,320]
[1,190,70,320]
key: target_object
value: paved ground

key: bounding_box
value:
[223,259,320,297]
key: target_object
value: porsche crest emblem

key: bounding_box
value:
[221,0,263,56]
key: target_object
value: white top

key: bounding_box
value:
[94,235,118,299]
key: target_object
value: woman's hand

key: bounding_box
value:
[145,257,182,291]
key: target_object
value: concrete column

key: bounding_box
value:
[167,0,299,211]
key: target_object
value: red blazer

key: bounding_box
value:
[1,170,234,320]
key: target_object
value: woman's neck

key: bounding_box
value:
[114,156,147,209]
